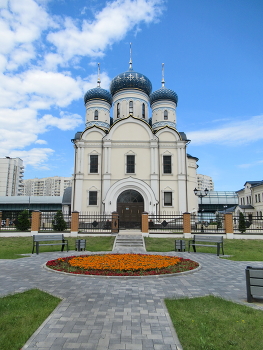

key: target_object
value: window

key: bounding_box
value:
[117,103,120,118]
[94,110,98,120]
[142,103,145,118]
[164,110,168,120]
[164,192,172,206]
[126,155,135,173]
[89,191,97,205]
[129,101,133,114]
[163,155,172,174]
[90,155,98,173]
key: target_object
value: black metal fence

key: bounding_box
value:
[78,213,114,233]
[233,215,263,234]
[191,213,225,234]
[0,211,19,230]
[148,214,183,234]
[40,212,71,232]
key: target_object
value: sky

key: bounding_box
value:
[1,0,263,191]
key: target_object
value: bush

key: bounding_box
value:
[238,212,246,233]
[52,211,67,231]
[15,210,31,231]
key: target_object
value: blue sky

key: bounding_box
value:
[1,0,262,191]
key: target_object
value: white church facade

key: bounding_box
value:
[71,56,199,224]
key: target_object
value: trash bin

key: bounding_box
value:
[75,239,86,251]
[175,240,185,252]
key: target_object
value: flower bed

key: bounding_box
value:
[46,254,199,276]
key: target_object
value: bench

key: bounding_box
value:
[32,234,68,255]
[188,235,224,256]
[246,266,263,303]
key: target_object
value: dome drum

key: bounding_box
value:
[150,88,178,106]
[84,87,112,106]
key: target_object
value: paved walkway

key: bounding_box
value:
[0,234,263,350]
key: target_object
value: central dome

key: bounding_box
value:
[110,69,152,96]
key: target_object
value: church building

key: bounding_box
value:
[71,52,199,224]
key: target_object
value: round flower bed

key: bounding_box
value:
[46,254,199,276]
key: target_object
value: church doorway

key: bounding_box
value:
[117,189,144,229]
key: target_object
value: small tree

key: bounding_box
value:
[52,210,67,231]
[15,210,31,231]
[216,213,222,230]
[238,212,246,233]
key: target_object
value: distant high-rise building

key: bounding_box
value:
[197,174,214,191]
[22,176,72,196]
[0,157,24,196]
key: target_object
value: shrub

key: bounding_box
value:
[52,211,67,231]
[238,212,246,233]
[15,210,31,231]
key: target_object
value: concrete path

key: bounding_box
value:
[0,233,263,350]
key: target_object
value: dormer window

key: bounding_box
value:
[117,103,120,118]
[129,101,133,115]
[94,110,98,120]
[164,110,168,120]
[142,103,145,118]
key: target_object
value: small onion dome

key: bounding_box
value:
[110,70,152,96]
[150,87,178,106]
[84,87,112,106]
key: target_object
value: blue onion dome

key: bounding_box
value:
[110,69,152,96]
[84,87,112,106]
[150,87,178,106]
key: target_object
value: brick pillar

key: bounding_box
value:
[71,211,79,236]
[6,218,10,227]
[225,213,234,239]
[183,212,191,238]
[141,212,149,235]
[31,211,41,233]
[111,211,119,234]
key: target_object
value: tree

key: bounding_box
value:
[52,211,67,231]
[216,213,222,230]
[15,210,31,231]
[238,212,246,233]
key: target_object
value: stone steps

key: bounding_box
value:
[113,234,145,252]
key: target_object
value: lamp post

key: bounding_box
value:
[194,187,209,233]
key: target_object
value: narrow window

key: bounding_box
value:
[129,101,133,114]
[89,191,97,205]
[117,103,120,118]
[126,155,135,173]
[90,155,98,173]
[164,110,168,120]
[164,192,172,206]
[163,155,172,174]
[142,103,145,118]
[94,110,98,120]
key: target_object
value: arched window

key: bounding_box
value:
[164,110,168,120]
[117,103,120,118]
[142,103,145,118]
[94,110,98,120]
[129,101,133,114]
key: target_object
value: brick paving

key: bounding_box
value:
[0,234,263,349]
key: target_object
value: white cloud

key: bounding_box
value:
[187,115,263,146]
[40,112,83,131]
[35,139,47,145]
[9,148,54,168]
[47,0,164,61]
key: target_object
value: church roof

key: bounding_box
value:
[110,69,152,96]
[150,87,178,105]
[84,87,112,105]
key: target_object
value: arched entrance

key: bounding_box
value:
[117,189,144,229]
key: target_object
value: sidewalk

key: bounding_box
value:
[0,239,262,349]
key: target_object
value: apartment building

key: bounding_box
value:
[197,174,214,192]
[22,176,72,196]
[0,157,24,196]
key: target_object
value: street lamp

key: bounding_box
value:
[193,188,209,232]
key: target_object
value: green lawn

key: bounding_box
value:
[144,237,263,261]
[165,295,263,350]
[0,289,61,350]
[0,236,115,259]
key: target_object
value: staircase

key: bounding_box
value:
[113,234,146,252]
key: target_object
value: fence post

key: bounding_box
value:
[183,212,191,238]
[0,211,2,230]
[225,213,234,239]
[31,211,41,234]
[141,212,149,235]
[111,211,119,234]
[71,211,79,237]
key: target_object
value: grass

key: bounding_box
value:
[144,237,263,261]
[0,289,61,350]
[0,236,115,259]
[165,295,263,350]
